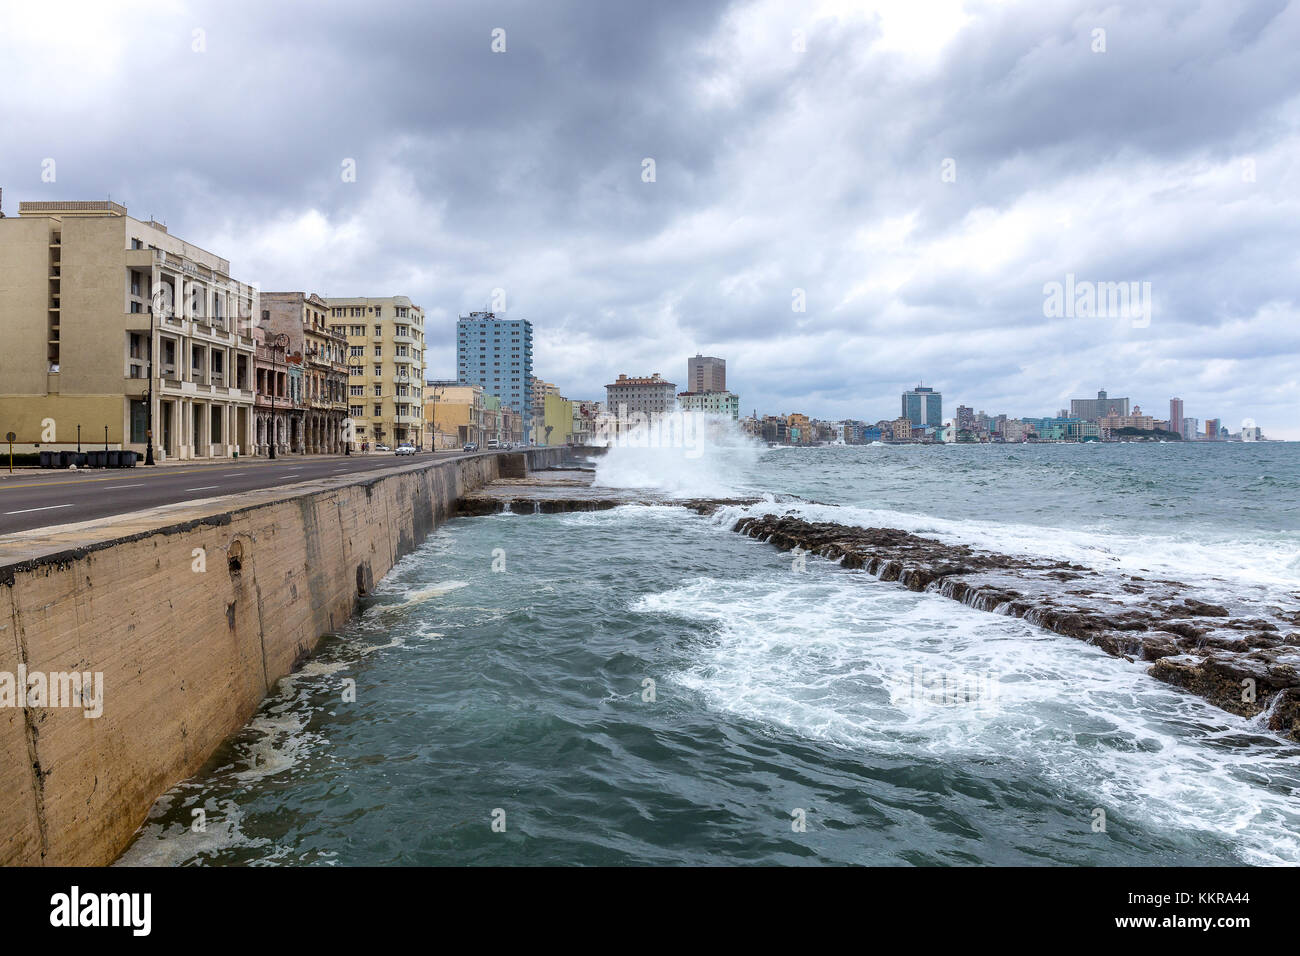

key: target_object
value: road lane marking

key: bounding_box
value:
[104,482,145,488]
[222,472,246,477]
[4,504,73,515]
[185,485,219,491]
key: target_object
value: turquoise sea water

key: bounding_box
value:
[119,442,1300,866]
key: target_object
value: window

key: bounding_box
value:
[374,384,382,397]
[350,346,363,357]
[374,346,382,357]
[374,364,382,376]
[373,325,381,336]
[350,405,363,417]
[373,404,382,417]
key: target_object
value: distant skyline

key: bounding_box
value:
[3,0,1297,437]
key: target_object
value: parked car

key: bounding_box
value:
[376,444,391,451]
[394,444,416,456]
[463,442,479,451]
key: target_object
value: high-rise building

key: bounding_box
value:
[0,199,258,460]
[1182,417,1199,441]
[1205,418,1220,441]
[605,373,676,417]
[456,312,533,438]
[902,384,942,428]
[687,354,726,393]
[1070,389,1130,422]
[327,296,425,448]
[1169,398,1185,436]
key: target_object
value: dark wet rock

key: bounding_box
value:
[1269,689,1300,738]
[1180,598,1230,617]
[1160,621,1207,641]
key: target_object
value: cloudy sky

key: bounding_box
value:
[3,0,1298,437]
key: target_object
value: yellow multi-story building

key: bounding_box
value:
[541,392,574,445]
[327,296,424,448]
[0,200,257,459]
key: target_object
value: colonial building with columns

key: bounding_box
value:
[0,199,256,459]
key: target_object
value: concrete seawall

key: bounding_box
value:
[0,448,563,866]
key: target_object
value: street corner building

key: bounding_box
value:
[0,200,259,460]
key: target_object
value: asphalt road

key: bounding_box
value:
[0,451,481,535]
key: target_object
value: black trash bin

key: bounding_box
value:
[71,453,87,468]
[120,451,137,467]
[106,450,121,467]
[87,450,106,468]
[57,451,73,468]
[39,451,53,469]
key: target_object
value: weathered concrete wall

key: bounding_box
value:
[0,449,562,866]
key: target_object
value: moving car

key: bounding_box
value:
[487,439,500,449]
[375,444,391,451]
[463,442,478,451]
[394,444,416,456]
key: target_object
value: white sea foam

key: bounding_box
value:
[594,411,761,498]
[114,794,275,866]
[638,568,1300,865]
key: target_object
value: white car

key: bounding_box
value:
[375,444,391,451]
[394,444,417,456]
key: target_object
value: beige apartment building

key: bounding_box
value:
[0,200,257,459]
[327,296,425,448]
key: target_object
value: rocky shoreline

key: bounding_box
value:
[727,512,1300,740]
[453,469,1300,740]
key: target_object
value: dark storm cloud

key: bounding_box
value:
[2,0,1297,435]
